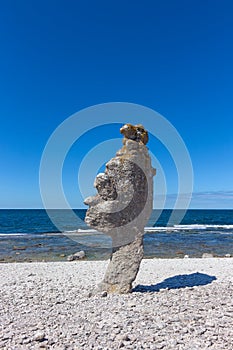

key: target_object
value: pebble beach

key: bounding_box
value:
[1,258,233,350]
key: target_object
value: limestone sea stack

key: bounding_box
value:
[84,124,156,293]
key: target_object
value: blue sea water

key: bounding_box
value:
[0,209,233,261]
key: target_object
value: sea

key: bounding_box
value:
[0,209,233,262]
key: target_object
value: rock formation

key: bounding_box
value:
[120,123,149,145]
[67,250,86,261]
[84,123,155,293]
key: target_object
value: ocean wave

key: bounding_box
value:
[64,224,233,235]
[145,224,233,232]
[1,224,233,237]
[0,233,28,237]
[0,232,60,237]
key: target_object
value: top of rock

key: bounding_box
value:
[120,123,148,145]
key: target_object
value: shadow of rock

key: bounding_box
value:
[133,272,217,293]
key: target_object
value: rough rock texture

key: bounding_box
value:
[84,124,155,293]
[67,250,86,261]
[120,123,149,145]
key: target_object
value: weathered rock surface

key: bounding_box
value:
[202,253,214,258]
[67,250,86,261]
[84,124,155,293]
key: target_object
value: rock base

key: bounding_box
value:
[95,233,144,294]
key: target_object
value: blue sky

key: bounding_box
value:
[0,0,233,208]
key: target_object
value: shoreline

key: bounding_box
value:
[1,253,232,264]
[1,256,233,278]
[1,230,233,263]
[1,258,233,349]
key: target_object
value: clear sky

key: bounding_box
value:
[0,0,233,209]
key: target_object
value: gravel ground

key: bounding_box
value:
[0,258,233,350]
